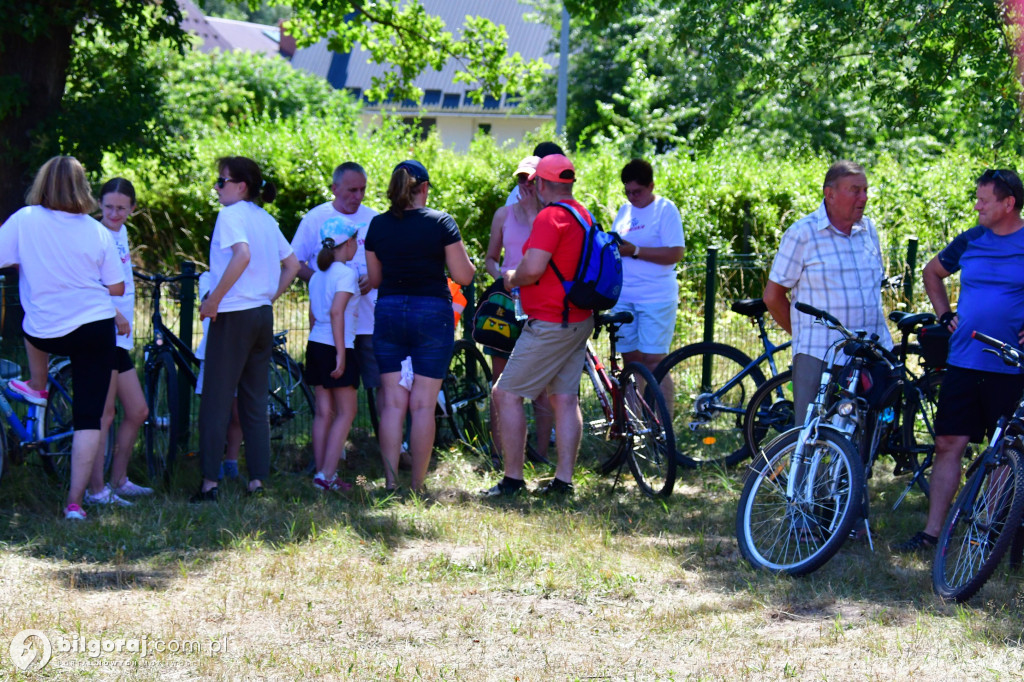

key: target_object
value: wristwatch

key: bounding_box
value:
[631,246,640,260]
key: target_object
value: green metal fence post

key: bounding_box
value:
[904,237,918,304]
[703,246,718,388]
[178,261,196,447]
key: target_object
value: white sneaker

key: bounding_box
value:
[83,485,132,507]
[111,478,153,497]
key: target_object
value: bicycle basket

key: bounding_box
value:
[917,323,951,369]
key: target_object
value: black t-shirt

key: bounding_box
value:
[364,207,462,300]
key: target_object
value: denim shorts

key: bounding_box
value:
[373,295,455,379]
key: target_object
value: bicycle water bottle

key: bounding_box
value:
[511,287,527,321]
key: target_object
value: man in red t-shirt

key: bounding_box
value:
[484,155,597,497]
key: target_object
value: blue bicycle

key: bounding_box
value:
[0,356,76,483]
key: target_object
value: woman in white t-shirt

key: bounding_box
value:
[0,156,125,520]
[611,159,686,379]
[194,156,299,502]
[89,178,155,502]
[305,217,361,492]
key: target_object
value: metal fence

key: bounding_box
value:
[0,240,952,443]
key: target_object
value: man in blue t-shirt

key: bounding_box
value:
[896,169,1024,552]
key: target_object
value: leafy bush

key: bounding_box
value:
[104,113,1001,272]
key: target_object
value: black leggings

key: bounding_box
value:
[25,317,115,431]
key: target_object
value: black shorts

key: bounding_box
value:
[25,317,115,431]
[934,365,1024,443]
[304,341,360,389]
[114,347,135,373]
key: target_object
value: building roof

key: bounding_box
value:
[178,0,281,56]
[290,0,554,114]
[205,17,281,56]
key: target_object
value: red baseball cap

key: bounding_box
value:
[529,154,575,183]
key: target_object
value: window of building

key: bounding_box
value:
[402,117,437,141]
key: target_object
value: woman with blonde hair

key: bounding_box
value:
[364,160,475,492]
[0,156,125,520]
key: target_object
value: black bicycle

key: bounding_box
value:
[932,331,1024,603]
[135,270,314,481]
[736,302,939,575]
[742,308,945,506]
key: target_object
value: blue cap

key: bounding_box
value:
[320,216,358,249]
[393,159,430,185]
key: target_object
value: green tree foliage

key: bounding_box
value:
[199,0,290,25]
[283,0,550,103]
[537,0,1023,158]
[0,0,552,221]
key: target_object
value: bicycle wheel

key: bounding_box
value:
[621,363,677,497]
[268,350,315,473]
[933,446,1024,603]
[743,369,795,463]
[443,339,496,466]
[144,351,179,482]
[654,342,765,469]
[41,360,74,482]
[736,426,864,576]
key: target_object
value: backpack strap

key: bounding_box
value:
[547,201,594,326]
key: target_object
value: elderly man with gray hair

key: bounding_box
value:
[763,160,892,428]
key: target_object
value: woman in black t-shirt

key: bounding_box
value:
[364,160,474,492]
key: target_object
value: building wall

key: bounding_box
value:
[359,112,552,152]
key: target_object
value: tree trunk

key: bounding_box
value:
[0,25,74,223]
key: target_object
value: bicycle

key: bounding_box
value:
[742,309,945,507]
[652,297,789,469]
[577,311,677,497]
[735,302,938,575]
[0,355,76,483]
[932,330,1024,603]
[134,270,314,481]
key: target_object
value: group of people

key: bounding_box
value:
[763,161,1024,552]
[2,148,1018,548]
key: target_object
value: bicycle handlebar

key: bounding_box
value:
[971,330,1024,368]
[795,302,899,366]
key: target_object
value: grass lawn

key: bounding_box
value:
[1,432,1022,681]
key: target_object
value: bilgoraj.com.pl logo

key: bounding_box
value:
[7,630,229,671]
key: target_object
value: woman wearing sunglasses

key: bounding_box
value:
[193,156,299,502]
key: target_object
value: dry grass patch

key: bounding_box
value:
[0,450,1022,679]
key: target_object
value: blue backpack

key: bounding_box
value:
[547,201,623,324]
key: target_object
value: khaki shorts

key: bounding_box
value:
[495,316,594,400]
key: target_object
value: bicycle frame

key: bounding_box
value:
[0,372,71,451]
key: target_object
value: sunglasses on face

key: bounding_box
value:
[215,177,241,189]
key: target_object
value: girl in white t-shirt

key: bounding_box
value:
[306,217,361,492]
[89,179,154,501]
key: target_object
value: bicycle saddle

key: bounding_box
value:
[596,311,633,327]
[731,299,767,318]
[888,311,936,331]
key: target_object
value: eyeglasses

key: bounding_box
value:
[215,177,241,189]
